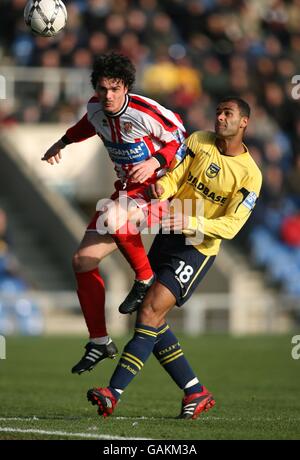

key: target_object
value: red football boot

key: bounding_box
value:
[177,386,215,419]
[87,387,118,418]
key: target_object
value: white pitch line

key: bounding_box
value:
[115,416,300,422]
[0,427,150,440]
[0,417,41,422]
[1,415,300,423]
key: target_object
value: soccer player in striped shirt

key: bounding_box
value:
[87,97,262,419]
[42,53,185,374]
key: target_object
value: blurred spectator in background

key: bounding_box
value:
[0,208,12,252]
[0,207,44,335]
[0,207,22,281]
[0,207,27,294]
[285,155,300,206]
[281,212,300,247]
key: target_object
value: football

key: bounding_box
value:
[24,0,67,37]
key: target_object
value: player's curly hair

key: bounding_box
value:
[91,52,136,91]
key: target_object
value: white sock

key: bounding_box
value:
[136,276,154,285]
[90,336,110,345]
[184,377,199,389]
[114,388,123,395]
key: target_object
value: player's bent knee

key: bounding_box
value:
[137,282,176,326]
[138,301,164,328]
[138,304,157,326]
[72,252,99,273]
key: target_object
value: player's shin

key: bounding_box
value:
[108,323,158,399]
[153,323,203,395]
[75,269,107,337]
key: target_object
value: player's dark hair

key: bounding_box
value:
[218,96,251,118]
[91,52,136,91]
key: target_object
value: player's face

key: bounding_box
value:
[215,101,248,138]
[96,77,128,114]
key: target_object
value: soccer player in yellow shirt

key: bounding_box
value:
[87,97,263,419]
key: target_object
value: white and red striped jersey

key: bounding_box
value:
[63,93,186,185]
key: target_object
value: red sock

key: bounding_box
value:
[75,268,107,338]
[112,223,153,281]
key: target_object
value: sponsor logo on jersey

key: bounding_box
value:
[173,128,186,143]
[175,143,187,161]
[103,139,150,164]
[242,191,257,210]
[187,172,227,205]
[200,148,211,156]
[206,162,221,178]
[123,122,133,133]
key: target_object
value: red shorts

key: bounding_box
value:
[86,180,169,231]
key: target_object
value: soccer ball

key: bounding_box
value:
[24,0,67,37]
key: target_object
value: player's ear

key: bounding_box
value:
[95,82,101,95]
[240,116,248,129]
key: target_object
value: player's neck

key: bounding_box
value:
[216,136,246,157]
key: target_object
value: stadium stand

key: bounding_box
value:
[0,0,299,332]
[0,205,44,335]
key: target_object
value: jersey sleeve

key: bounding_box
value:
[150,115,185,168]
[188,171,263,239]
[157,144,195,199]
[62,113,97,144]
[129,95,186,168]
[152,139,182,168]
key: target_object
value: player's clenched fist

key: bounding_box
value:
[41,140,65,165]
[129,157,160,183]
[148,182,165,199]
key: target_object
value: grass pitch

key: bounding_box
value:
[0,334,299,440]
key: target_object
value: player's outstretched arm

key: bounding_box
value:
[41,139,66,165]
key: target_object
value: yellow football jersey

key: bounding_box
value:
[158,131,263,255]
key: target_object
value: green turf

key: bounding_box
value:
[0,335,299,440]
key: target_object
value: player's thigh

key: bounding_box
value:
[95,196,145,233]
[148,234,216,307]
[110,197,145,232]
[77,231,117,258]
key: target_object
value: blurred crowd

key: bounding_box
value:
[0,207,25,293]
[0,207,43,334]
[0,0,300,291]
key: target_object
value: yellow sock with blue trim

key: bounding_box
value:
[108,323,157,400]
[153,323,203,396]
